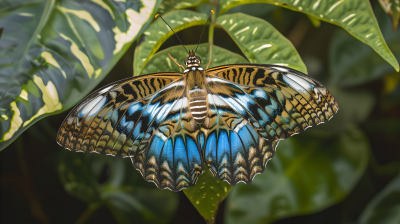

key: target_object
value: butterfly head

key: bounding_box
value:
[185,50,201,68]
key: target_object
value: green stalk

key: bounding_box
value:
[207,6,217,69]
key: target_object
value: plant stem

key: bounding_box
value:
[75,202,102,224]
[208,5,217,65]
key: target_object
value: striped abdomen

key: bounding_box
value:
[189,88,207,124]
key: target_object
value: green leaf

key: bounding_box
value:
[158,0,205,14]
[219,0,399,72]
[0,0,160,150]
[141,43,248,74]
[378,0,400,32]
[215,13,307,73]
[224,125,369,224]
[358,175,400,224]
[183,166,232,222]
[59,151,178,224]
[330,4,400,86]
[134,10,208,76]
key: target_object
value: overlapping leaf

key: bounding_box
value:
[0,0,160,150]
[134,10,208,76]
[216,13,307,73]
[225,126,369,224]
[158,0,205,14]
[59,151,178,224]
[219,0,399,72]
[358,175,400,224]
[330,4,400,86]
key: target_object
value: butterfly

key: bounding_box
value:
[57,11,338,192]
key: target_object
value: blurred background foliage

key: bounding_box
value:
[1,0,400,223]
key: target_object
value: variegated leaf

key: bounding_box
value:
[0,0,160,150]
[158,0,205,14]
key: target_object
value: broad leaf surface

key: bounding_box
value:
[330,5,400,86]
[358,175,400,224]
[158,0,204,14]
[225,126,369,224]
[216,13,307,73]
[183,166,232,221]
[134,10,208,76]
[140,43,248,74]
[219,0,399,72]
[0,0,159,150]
[59,151,178,224]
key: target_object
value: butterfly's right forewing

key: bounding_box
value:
[57,73,182,157]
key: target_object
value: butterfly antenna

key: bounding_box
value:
[0,28,3,39]
[155,14,189,54]
[194,10,214,54]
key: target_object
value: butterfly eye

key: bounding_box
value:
[195,56,201,63]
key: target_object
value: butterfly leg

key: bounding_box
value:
[168,54,185,71]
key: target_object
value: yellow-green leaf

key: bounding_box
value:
[330,5,400,86]
[134,9,208,76]
[216,13,307,73]
[158,0,205,14]
[183,167,232,222]
[219,0,399,72]
[0,0,160,150]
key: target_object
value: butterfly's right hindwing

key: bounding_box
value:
[132,87,203,191]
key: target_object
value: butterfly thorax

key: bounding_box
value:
[184,51,208,124]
